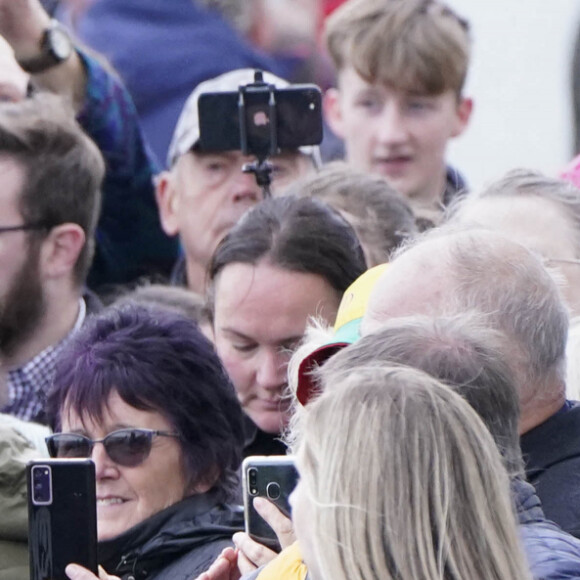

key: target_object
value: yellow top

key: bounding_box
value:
[333,263,388,331]
[257,542,308,580]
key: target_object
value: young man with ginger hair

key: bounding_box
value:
[324,0,473,227]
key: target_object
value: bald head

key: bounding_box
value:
[362,234,455,332]
[446,169,580,316]
[361,228,569,431]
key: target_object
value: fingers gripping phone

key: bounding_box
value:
[27,459,98,580]
[242,456,298,552]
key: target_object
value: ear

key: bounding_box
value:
[40,224,85,280]
[155,170,181,237]
[451,96,473,138]
[323,87,346,139]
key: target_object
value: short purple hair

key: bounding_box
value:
[47,303,244,502]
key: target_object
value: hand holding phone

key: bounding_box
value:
[242,456,298,552]
[233,496,296,575]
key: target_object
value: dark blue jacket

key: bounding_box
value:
[521,401,580,539]
[77,50,178,290]
[515,477,580,579]
[66,0,288,165]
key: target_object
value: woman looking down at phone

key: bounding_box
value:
[208,195,367,456]
[46,304,245,580]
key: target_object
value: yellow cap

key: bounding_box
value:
[296,263,388,405]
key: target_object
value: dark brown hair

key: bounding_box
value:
[0,93,104,284]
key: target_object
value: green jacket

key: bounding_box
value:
[0,424,40,580]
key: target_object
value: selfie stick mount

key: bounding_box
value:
[239,71,278,198]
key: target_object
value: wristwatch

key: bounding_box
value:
[17,20,74,74]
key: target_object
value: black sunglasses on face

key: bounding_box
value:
[45,428,181,468]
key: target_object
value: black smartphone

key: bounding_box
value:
[242,455,298,552]
[198,84,323,157]
[27,459,98,580]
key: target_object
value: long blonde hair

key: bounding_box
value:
[293,365,531,580]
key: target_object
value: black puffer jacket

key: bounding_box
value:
[98,491,243,580]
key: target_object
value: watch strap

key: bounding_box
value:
[17,21,73,74]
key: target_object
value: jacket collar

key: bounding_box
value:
[99,491,242,578]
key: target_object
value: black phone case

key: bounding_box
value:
[27,459,98,580]
[242,456,298,552]
[198,85,323,155]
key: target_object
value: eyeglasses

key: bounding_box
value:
[45,428,181,468]
[544,257,580,266]
[0,223,50,235]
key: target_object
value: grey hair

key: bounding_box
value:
[292,365,532,580]
[367,226,569,405]
[111,283,206,323]
[319,313,525,477]
[447,168,580,257]
[446,232,568,400]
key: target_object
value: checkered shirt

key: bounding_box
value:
[2,299,86,424]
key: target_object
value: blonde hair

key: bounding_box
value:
[325,0,471,95]
[292,365,531,580]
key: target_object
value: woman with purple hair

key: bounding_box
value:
[44,303,245,580]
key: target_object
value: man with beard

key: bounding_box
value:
[0,93,104,424]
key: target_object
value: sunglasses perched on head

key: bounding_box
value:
[45,428,181,468]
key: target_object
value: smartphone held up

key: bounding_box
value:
[242,455,298,552]
[27,459,98,580]
[197,70,323,196]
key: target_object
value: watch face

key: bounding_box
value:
[48,27,73,61]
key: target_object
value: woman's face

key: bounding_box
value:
[61,391,190,541]
[213,261,341,434]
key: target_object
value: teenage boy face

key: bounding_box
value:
[325,67,472,203]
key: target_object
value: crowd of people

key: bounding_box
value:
[2,0,580,579]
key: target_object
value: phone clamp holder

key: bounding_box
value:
[242,158,274,197]
[238,71,278,198]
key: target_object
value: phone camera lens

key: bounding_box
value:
[248,468,257,485]
[31,466,51,504]
[266,482,281,500]
[248,468,259,495]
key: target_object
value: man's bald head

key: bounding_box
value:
[362,228,569,429]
